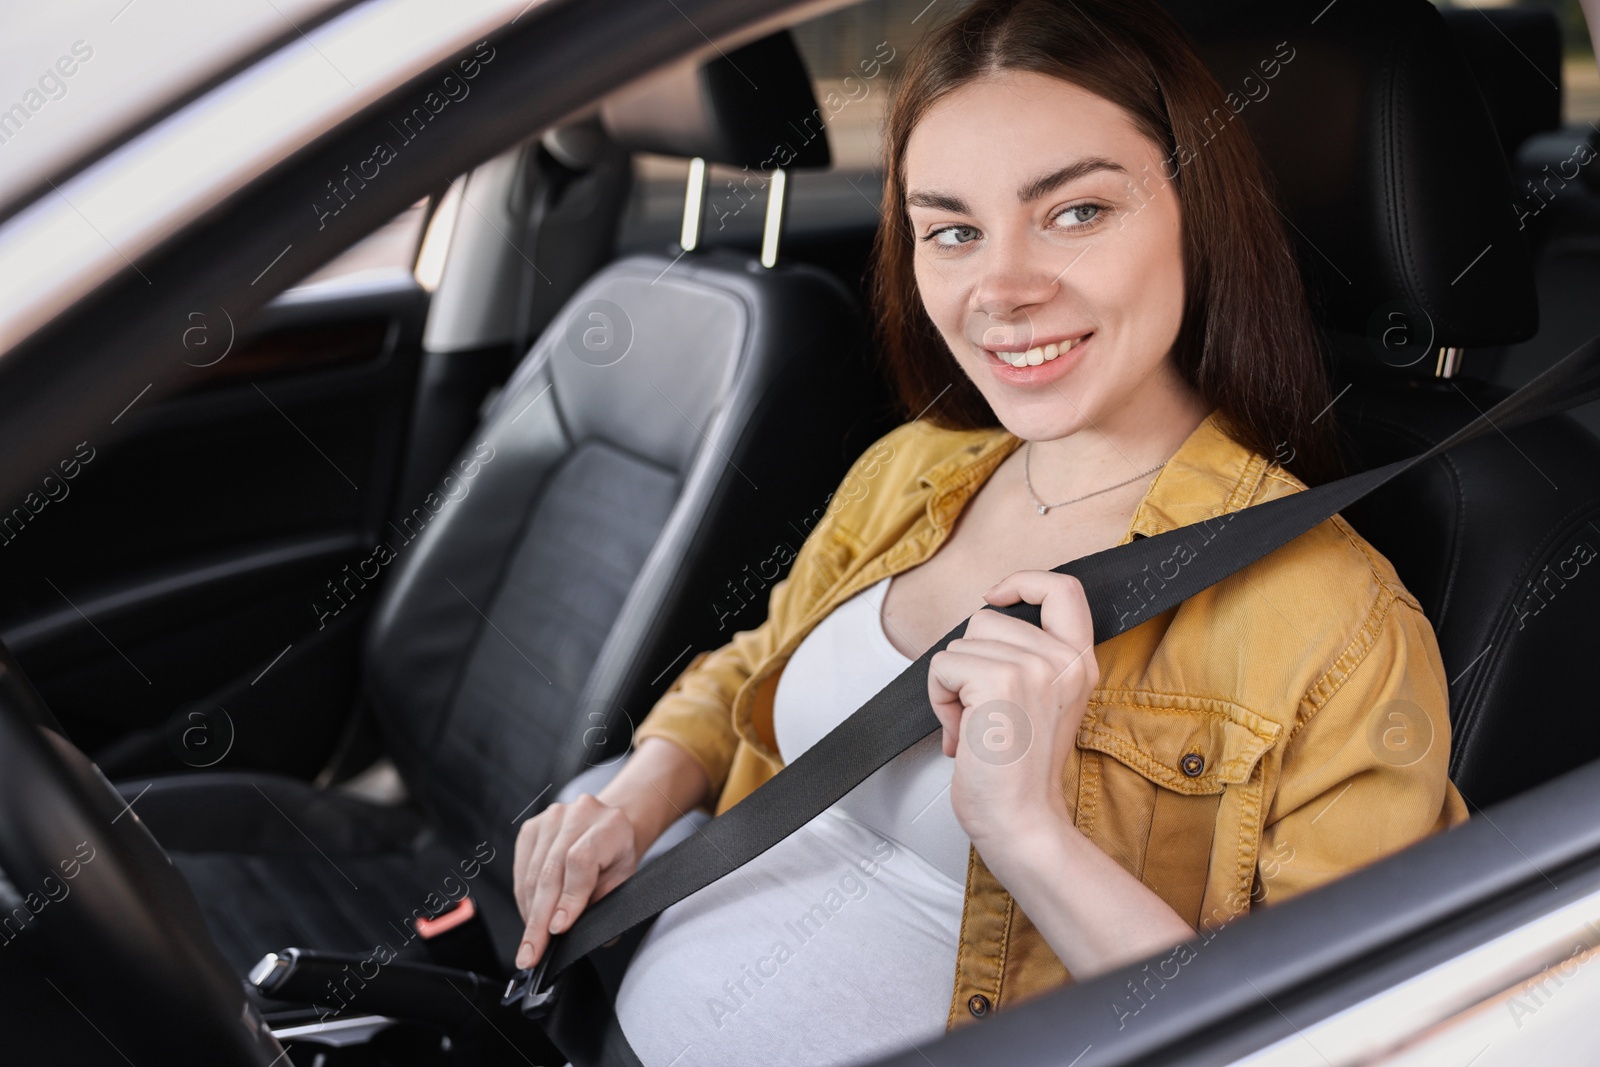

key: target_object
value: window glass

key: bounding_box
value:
[0,0,343,214]
[286,197,429,292]
[790,0,972,171]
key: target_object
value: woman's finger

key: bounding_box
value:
[518,805,585,967]
[952,629,1095,688]
[927,653,968,756]
[929,643,1026,755]
[547,799,632,932]
[944,630,1068,667]
[983,569,1096,650]
[517,814,559,925]
[548,827,605,936]
[513,816,541,922]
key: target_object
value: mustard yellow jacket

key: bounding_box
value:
[631,410,1470,1030]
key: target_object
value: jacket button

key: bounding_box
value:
[967,994,990,1018]
[1180,753,1205,777]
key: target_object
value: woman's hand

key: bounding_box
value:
[927,570,1194,977]
[926,570,1097,848]
[510,736,712,969]
[512,794,639,969]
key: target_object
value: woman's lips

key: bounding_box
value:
[983,332,1091,383]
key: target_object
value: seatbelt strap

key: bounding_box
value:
[515,333,1600,1066]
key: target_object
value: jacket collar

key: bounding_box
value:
[912,410,1273,543]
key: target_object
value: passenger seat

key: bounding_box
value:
[115,31,894,981]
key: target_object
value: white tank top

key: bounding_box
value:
[614,576,971,1067]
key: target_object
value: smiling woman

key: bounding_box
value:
[512,1,1469,1064]
[875,1,1340,489]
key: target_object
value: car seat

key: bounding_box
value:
[115,30,894,981]
[1167,0,1600,808]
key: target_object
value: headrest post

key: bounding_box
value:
[759,168,789,269]
[1434,347,1464,379]
[679,157,709,253]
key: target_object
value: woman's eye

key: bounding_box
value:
[1054,203,1104,229]
[920,206,1104,248]
[925,224,980,248]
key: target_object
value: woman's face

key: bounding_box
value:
[904,71,1191,443]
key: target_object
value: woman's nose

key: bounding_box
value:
[971,234,1064,332]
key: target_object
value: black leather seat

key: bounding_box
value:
[1441,7,1600,443]
[1439,6,1564,176]
[1168,0,1600,808]
[119,31,891,980]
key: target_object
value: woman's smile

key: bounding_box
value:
[981,331,1092,384]
[904,70,1194,452]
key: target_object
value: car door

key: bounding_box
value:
[0,209,431,781]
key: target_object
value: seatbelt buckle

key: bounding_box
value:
[414,894,504,975]
[501,949,561,1019]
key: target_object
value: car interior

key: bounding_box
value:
[5,0,1600,1063]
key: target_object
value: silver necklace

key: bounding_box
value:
[1022,442,1165,516]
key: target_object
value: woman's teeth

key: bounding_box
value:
[994,336,1083,367]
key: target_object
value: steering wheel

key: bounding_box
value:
[0,641,286,1066]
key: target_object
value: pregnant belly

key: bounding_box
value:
[613,806,964,1067]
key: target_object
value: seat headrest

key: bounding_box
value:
[600,30,831,171]
[1164,0,1538,353]
[1440,6,1563,162]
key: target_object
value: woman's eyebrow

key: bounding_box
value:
[905,157,1128,213]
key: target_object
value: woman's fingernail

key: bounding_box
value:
[550,909,568,933]
[516,941,533,968]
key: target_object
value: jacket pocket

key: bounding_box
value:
[1074,695,1280,925]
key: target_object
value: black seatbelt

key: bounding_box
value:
[509,333,1600,1067]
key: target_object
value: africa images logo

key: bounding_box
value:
[312,40,496,230]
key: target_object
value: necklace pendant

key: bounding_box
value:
[1036,504,1049,516]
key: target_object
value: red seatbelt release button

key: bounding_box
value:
[415,894,477,939]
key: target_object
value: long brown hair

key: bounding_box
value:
[869,0,1340,485]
